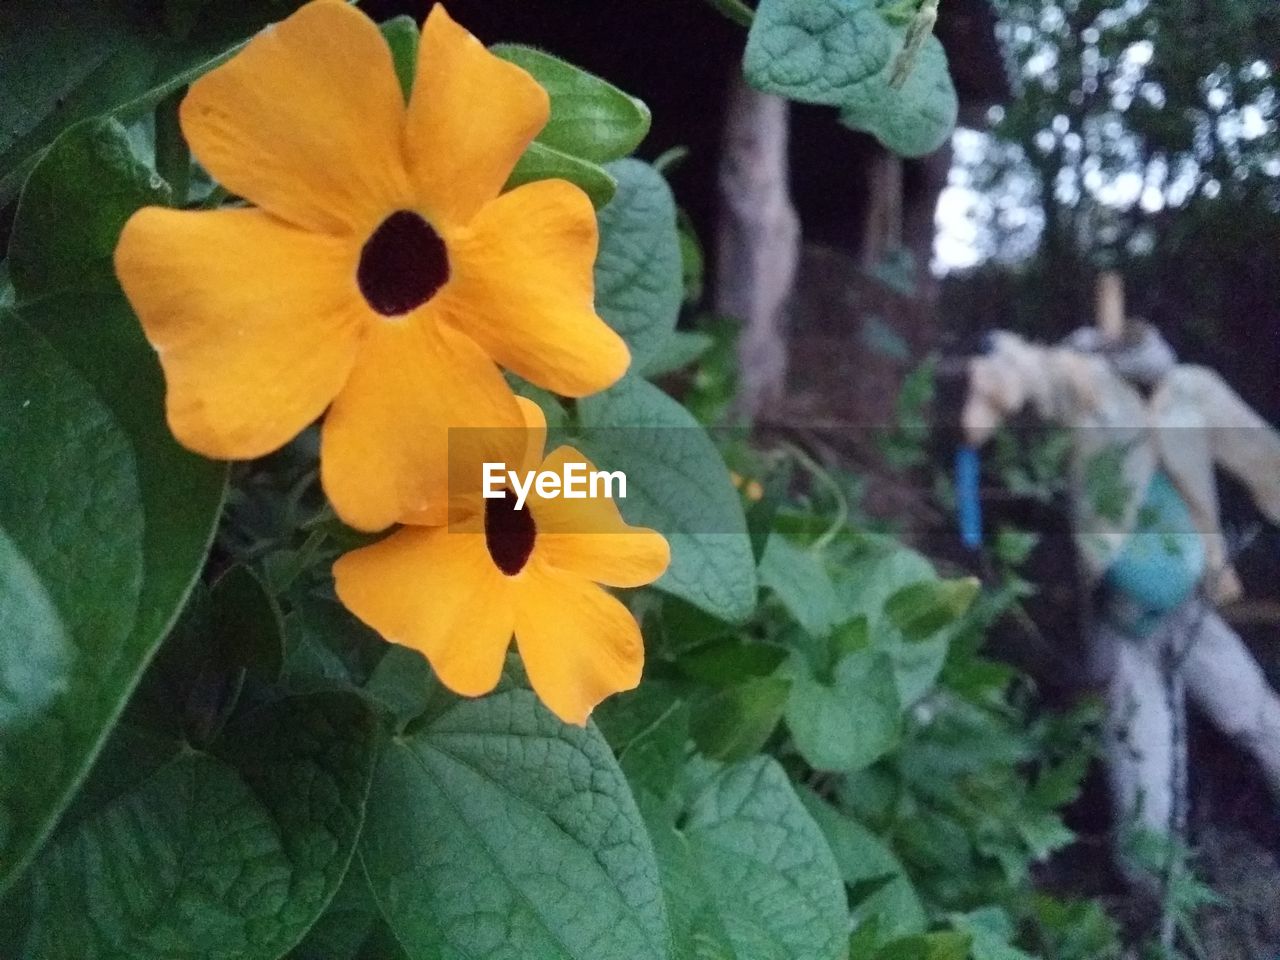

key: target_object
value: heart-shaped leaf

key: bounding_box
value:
[578,376,757,622]
[493,45,651,162]
[0,118,226,893]
[359,665,671,960]
[15,692,379,959]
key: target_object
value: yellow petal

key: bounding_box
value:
[440,395,547,518]
[334,527,513,697]
[114,206,364,459]
[514,565,644,725]
[514,568,645,727]
[515,396,548,475]
[528,446,670,587]
[406,5,549,225]
[182,0,411,234]
[443,180,630,396]
[320,313,523,532]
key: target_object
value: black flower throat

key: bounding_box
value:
[357,210,449,316]
[484,490,537,576]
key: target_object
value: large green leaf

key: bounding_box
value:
[9,122,168,292]
[0,118,226,892]
[785,648,901,772]
[493,45,651,162]
[650,757,847,960]
[798,790,926,938]
[594,159,684,371]
[506,140,619,209]
[359,666,671,960]
[745,0,892,104]
[494,42,654,209]
[689,677,790,762]
[290,867,409,960]
[884,577,979,643]
[832,539,951,704]
[758,535,840,637]
[0,0,308,201]
[743,0,958,156]
[15,691,379,959]
[840,33,958,158]
[578,376,757,622]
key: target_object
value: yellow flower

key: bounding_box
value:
[333,399,669,725]
[114,1,629,532]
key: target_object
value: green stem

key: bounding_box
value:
[273,529,329,595]
[703,0,754,28]
[780,442,848,552]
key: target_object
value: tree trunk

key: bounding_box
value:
[716,73,801,420]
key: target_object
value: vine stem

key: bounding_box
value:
[780,441,848,551]
[702,0,754,27]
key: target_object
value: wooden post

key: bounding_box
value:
[860,150,904,273]
[1095,270,1125,342]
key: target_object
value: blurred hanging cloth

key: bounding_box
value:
[963,324,1280,605]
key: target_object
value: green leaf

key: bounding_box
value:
[950,909,1038,960]
[640,329,715,378]
[743,0,958,156]
[281,596,387,693]
[798,790,926,938]
[785,649,900,772]
[290,867,409,960]
[704,0,756,28]
[875,932,972,960]
[359,665,671,960]
[676,639,788,686]
[492,45,651,162]
[884,577,979,643]
[0,118,226,893]
[126,567,283,745]
[363,644,437,731]
[841,33,958,158]
[17,691,380,959]
[9,118,169,294]
[832,539,950,704]
[207,565,285,681]
[0,0,310,201]
[506,139,618,208]
[594,159,684,371]
[366,15,629,209]
[759,535,840,637]
[653,596,740,660]
[578,376,758,622]
[594,681,691,800]
[675,210,706,305]
[654,757,848,960]
[380,16,419,103]
[690,676,790,762]
[745,0,892,103]
[637,795,737,960]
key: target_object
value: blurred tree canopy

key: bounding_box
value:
[943,0,1280,403]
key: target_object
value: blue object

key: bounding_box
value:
[956,445,983,550]
[1101,471,1205,635]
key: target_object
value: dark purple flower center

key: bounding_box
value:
[357,210,449,316]
[484,490,537,576]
